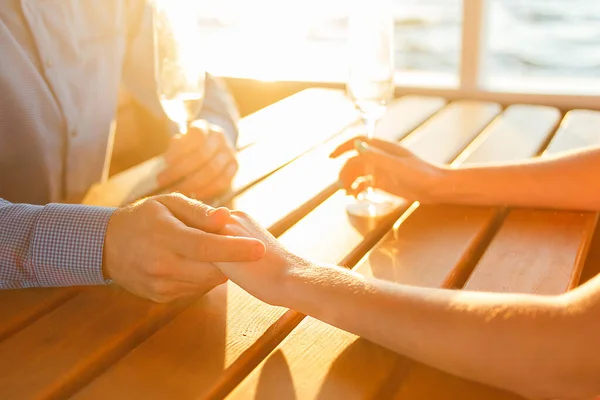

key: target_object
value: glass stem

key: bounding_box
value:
[363,114,377,195]
[178,120,189,135]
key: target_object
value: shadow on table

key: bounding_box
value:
[315,338,409,400]
[254,350,297,400]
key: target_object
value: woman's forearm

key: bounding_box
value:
[435,147,600,211]
[284,263,599,399]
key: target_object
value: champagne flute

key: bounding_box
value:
[88,1,206,206]
[156,1,206,136]
[128,0,206,198]
[346,0,398,218]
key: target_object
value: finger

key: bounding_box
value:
[155,193,230,232]
[341,142,408,178]
[163,258,228,287]
[173,149,235,196]
[222,211,278,245]
[330,136,414,159]
[167,227,266,262]
[338,156,367,189]
[338,156,402,196]
[362,138,416,158]
[146,277,226,303]
[164,122,209,164]
[159,130,225,186]
[194,160,238,200]
[346,171,398,198]
[329,135,369,158]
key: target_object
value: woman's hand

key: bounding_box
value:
[330,136,448,203]
[213,211,311,306]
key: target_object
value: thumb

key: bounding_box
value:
[155,193,230,233]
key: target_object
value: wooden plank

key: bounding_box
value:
[392,109,600,399]
[0,289,75,341]
[68,97,447,400]
[235,88,357,150]
[81,88,358,207]
[0,96,444,399]
[464,209,596,294]
[464,109,600,294]
[225,104,559,400]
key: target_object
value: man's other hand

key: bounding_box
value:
[158,120,238,201]
[102,193,265,303]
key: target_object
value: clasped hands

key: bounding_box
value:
[103,192,303,304]
[103,136,447,304]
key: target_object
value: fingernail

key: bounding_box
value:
[207,208,218,216]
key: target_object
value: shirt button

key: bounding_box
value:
[46,60,53,68]
[70,129,77,138]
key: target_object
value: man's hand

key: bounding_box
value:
[213,211,312,306]
[330,136,448,203]
[158,120,238,201]
[103,194,265,303]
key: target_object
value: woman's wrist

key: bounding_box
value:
[428,166,462,204]
[282,262,368,320]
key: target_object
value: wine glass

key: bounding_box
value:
[346,0,399,218]
[155,1,206,136]
[129,0,207,198]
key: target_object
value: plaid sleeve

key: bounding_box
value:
[0,199,116,289]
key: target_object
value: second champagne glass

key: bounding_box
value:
[346,0,399,218]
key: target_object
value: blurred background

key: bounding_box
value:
[113,0,600,173]
[196,0,600,81]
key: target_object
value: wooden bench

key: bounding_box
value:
[0,88,598,399]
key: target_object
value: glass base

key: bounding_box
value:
[346,188,401,218]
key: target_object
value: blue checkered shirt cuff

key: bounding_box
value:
[0,202,116,289]
[33,204,116,287]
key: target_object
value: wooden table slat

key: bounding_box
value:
[392,108,600,399]
[225,103,560,400]
[235,88,353,150]
[464,209,596,294]
[0,289,75,341]
[463,108,600,295]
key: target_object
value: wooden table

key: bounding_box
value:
[2,88,599,400]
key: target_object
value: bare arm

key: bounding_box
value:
[333,138,600,212]
[285,264,600,399]
[216,213,600,400]
[439,146,600,211]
